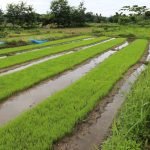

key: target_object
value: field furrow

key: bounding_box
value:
[0,38,125,102]
[0,35,91,56]
[0,39,147,150]
[102,49,150,150]
[0,36,109,70]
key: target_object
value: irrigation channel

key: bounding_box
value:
[0,36,94,58]
[54,45,150,150]
[0,41,128,125]
[0,56,7,59]
[15,37,94,55]
[0,38,116,76]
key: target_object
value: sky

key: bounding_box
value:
[0,0,150,16]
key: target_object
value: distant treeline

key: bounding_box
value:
[0,0,150,29]
[109,5,150,25]
[0,0,105,28]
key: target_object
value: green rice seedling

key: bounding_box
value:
[0,38,125,101]
[0,35,91,55]
[102,64,150,150]
[0,36,109,69]
[0,39,147,150]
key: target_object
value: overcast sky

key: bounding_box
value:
[0,0,150,16]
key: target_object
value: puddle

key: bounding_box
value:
[114,41,129,50]
[0,56,7,59]
[0,42,128,126]
[0,50,117,125]
[76,38,115,51]
[0,51,74,76]
[54,65,146,150]
[146,45,150,62]
[83,38,95,41]
[10,37,94,56]
[0,38,115,76]
[55,44,150,150]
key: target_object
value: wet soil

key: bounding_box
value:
[0,51,74,76]
[0,37,93,57]
[0,41,128,125]
[53,45,150,150]
[0,51,115,125]
[0,38,114,75]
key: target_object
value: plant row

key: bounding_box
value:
[0,36,109,69]
[102,61,150,150]
[0,39,147,149]
[0,38,125,101]
[0,35,90,56]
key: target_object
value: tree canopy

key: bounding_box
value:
[6,1,37,28]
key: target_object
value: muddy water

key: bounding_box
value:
[0,38,93,57]
[0,38,116,76]
[0,50,117,125]
[55,65,146,150]
[146,45,150,62]
[114,41,129,50]
[0,51,74,76]
[75,38,115,51]
[0,42,128,125]
[55,47,150,150]
[83,38,94,41]
[12,37,95,56]
[0,56,7,59]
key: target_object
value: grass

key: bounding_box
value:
[0,39,147,150]
[92,24,150,39]
[0,38,125,101]
[1,33,70,43]
[1,27,93,39]
[102,65,150,150]
[0,35,91,55]
[0,27,93,49]
[0,32,74,49]
[0,36,109,69]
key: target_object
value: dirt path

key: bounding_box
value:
[54,46,150,150]
[0,42,127,126]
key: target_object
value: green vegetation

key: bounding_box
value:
[1,27,92,39]
[0,0,149,149]
[1,33,70,43]
[92,24,150,39]
[3,2,37,28]
[0,39,147,150]
[0,36,109,69]
[50,0,86,27]
[102,64,150,150]
[0,38,125,101]
[0,35,90,55]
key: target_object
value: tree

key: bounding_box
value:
[0,9,4,26]
[145,11,150,19]
[120,5,148,15]
[50,0,86,27]
[40,13,53,26]
[95,14,107,23]
[85,12,94,22]
[6,1,37,28]
[50,0,71,27]
[24,5,38,28]
[6,3,17,27]
[109,12,121,23]
[119,5,149,23]
[70,2,86,26]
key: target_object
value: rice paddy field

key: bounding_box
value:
[0,27,149,150]
[0,27,93,49]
